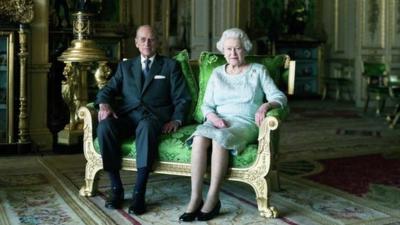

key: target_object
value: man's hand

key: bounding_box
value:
[98,103,118,122]
[255,103,270,127]
[206,113,228,129]
[162,120,180,134]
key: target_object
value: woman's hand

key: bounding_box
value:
[206,113,229,129]
[212,118,229,129]
[255,103,270,127]
[98,103,118,122]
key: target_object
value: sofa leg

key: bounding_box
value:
[79,162,102,197]
[253,177,278,218]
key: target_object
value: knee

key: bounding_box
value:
[192,136,211,150]
[212,140,229,151]
[193,136,211,146]
[97,118,117,136]
[136,119,160,136]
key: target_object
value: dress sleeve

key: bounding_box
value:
[201,71,217,119]
[259,66,287,108]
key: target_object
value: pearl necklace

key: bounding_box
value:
[226,64,248,75]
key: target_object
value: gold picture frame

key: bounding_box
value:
[92,0,128,31]
[49,0,127,31]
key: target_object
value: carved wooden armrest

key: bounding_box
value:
[78,103,98,138]
[264,107,286,193]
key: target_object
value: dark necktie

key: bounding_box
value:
[143,59,151,78]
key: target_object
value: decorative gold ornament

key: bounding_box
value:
[94,62,112,89]
[0,0,34,23]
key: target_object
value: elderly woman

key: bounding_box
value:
[179,28,287,222]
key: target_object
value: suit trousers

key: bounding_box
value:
[97,109,163,171]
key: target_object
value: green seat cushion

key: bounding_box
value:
[173,49,198,123]
[93,124,258,168]
[193,51,288,123]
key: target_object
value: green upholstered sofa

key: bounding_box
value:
[78,50,294,218]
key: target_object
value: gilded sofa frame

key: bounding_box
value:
[78,105,280,218]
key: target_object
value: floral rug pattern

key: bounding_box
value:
[1,154,400,225]
[277,177,394,224]
[0,157,118,225]
[1,184,83,225]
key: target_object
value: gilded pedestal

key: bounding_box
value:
[57,11,110,145]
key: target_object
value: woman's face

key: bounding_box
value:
[223,37,245,66]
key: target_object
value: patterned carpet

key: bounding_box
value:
[0,156,117,225]
[2,153,400,225]
[278,153,400,225]
[305,154,400,196]
[303,153,400,213]
[279,100,400,161]
[1,100,400,224]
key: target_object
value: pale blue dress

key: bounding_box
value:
[187,63,287,155]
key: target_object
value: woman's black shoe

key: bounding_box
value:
[105,188,124,209]
[179,200,204,222]
[197,200,221,221]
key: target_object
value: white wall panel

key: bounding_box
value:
[360,0,386,50]
[190,0,211,59]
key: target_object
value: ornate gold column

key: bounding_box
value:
[57,11,111,145]
[17,24,29,144]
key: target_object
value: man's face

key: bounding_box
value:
[135,26,157,58]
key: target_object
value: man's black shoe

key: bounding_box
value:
[128,193,146,215]
[105,188,124,209]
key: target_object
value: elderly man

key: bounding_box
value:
[96,25,191,214]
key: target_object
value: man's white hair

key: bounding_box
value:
[216,28,252,53]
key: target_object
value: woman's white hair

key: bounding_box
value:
[216,28,253,53]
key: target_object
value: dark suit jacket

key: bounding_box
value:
[96,54,191,124]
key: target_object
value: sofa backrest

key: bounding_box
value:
[173,49,293,123]
[95,49,292,124]
[173,50,198,123]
